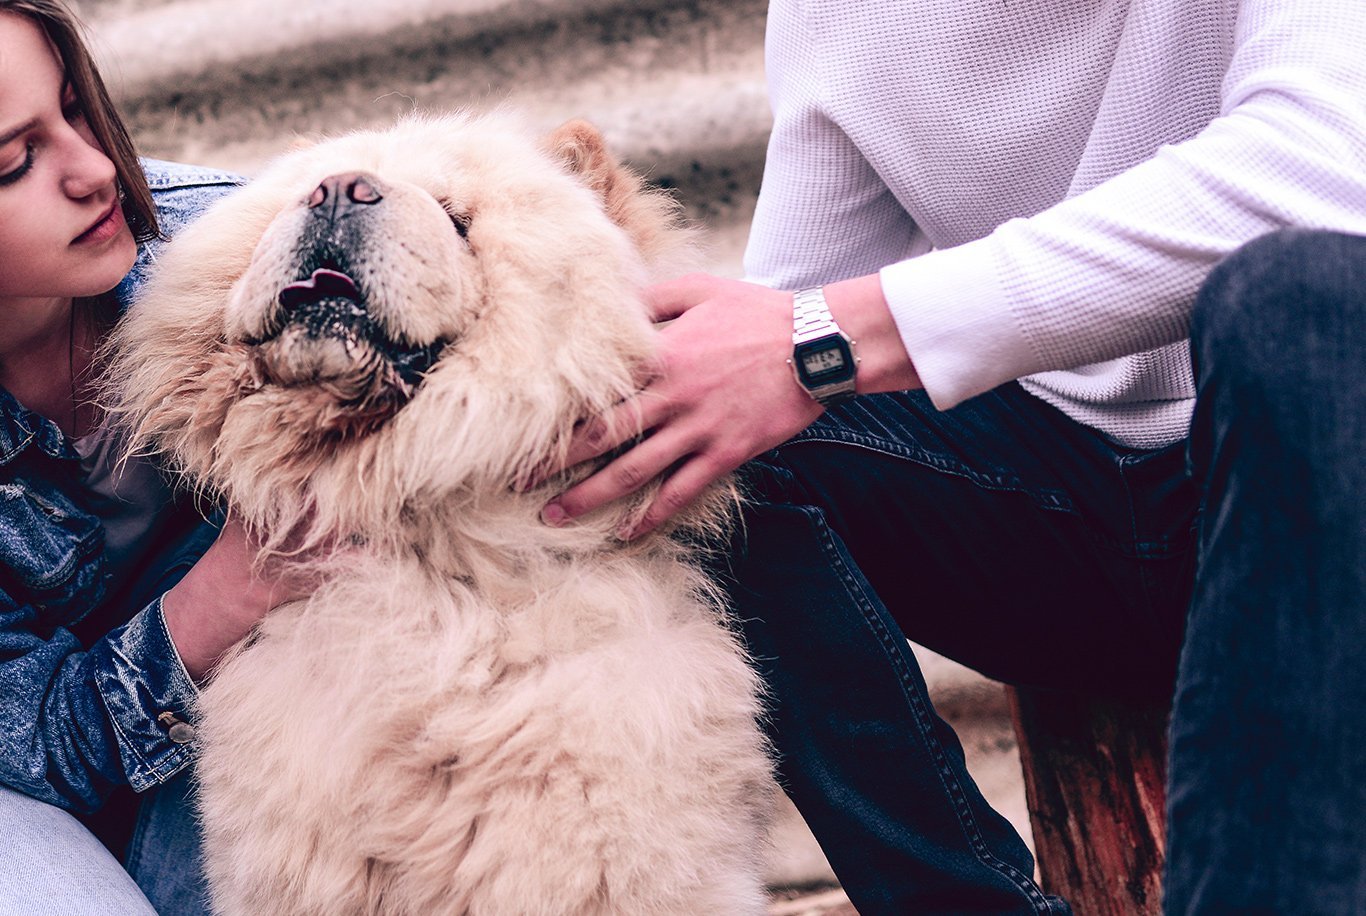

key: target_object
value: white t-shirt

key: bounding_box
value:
[744,0,1366,447]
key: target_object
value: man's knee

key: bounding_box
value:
[1192,228,1366,389]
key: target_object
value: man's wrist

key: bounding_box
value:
[789,287,860,407]
[821,274,920,394]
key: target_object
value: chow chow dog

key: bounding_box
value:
[108,113,772,915]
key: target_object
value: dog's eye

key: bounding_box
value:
[436,197,472,241]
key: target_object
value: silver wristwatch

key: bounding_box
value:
[788,287,859,407]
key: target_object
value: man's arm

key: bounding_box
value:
[545,0,1366,536]
[539,273,916,539]
[883,0,1366,409]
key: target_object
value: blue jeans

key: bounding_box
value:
[0,771,209,915]
[124,770,211,914]
[725,229,1365,915]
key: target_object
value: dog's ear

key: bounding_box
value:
[544,119,689,271]
[545,119,627,203]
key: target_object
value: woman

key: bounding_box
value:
[0,3,304,912]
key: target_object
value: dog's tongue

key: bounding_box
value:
[279,268,361,308]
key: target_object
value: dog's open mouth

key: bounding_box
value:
[245,268,446,432]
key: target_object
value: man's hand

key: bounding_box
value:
[540,274,825,540]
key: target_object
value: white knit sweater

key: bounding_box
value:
[744,0,1366,447]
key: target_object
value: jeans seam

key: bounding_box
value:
[1114,453,1157,615]
[790,432,1185,565]
[790,431,1076,514]
[804,505,1053,914]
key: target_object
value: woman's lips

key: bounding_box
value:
[72,199,125,245]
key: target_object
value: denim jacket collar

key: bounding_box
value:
[0,388,78,467]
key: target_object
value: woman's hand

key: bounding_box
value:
[162,519,320,682]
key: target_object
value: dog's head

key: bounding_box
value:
[108,113,709,553]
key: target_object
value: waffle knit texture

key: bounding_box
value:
[744,0,1366,447]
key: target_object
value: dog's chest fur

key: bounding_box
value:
[192,546,771,915]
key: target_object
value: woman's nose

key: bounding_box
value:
[60,126,118,200]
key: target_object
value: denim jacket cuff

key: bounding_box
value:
[88,595,200,792]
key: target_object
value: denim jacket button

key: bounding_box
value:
[157,711,197,744]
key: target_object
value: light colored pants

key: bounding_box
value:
[0,784,158,916]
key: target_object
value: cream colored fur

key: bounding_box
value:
[107,113,772,915]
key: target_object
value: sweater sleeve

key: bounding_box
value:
[742,0,920,288]
[883,0,1366,410]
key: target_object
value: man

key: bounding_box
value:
[543,1,1366,912]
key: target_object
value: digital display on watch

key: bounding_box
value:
[802,348,846,374]
[794,337,855,386]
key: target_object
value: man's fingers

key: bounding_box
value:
[516,394,661,492]
[561,391,670,470]
[643,273,727,323]
[542,427,692,526]
[617,454,733,541]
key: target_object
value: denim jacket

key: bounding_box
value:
[0,161,241,813]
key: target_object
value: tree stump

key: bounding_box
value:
[1007,688,1170,915]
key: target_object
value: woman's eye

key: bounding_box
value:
[62,98,85,126]
[0,144,36,187]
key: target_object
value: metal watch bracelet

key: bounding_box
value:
[789,287,859,407]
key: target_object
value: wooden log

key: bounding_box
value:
[1007,688,1170,916]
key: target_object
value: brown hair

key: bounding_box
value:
[1,0,157,242]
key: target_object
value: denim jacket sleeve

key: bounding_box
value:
[0,574,206,811]
[0,161,242,813]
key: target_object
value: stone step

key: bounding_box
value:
[84,0,771,274]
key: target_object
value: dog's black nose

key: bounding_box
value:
[308,172,384,216]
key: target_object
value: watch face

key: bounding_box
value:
[794,336,855,387]
[802,347,846,375]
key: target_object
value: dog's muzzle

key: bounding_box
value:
[243,265,446,431]
[271,268,445,387]
[238,171,451,432]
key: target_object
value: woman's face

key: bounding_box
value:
[0,11,136,307]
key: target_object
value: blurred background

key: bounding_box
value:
[75,1,1033,910]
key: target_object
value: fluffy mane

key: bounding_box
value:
[104,113,728,572]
